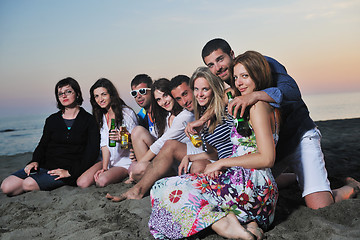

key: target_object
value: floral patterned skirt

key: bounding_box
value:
[148,166,278,239]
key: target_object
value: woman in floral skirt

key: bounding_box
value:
[149,51,280,240]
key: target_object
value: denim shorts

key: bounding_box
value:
[12,168,66,191]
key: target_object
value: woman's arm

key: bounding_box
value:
[204,101,276,174]
[101,146,110,170]
[31,116,52,166]
[149,110,194,156]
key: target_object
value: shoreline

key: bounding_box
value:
[1,118,360,239]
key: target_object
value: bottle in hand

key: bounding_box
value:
[183,121,202,148]
[190,133,203,148]
[120,119,129,149]
[226,91,252,137]
[109,119,116,147]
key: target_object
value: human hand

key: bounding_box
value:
[185,120,204,138]
[228,93,258,118]
[94,169,106,181]
[24,162,39,176]
[178,155,190,176]
[129,148,137,162]
[47,168,71,180]
[109,129,120,142]
[203,162,223,179]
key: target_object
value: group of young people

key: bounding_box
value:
[1,38,359,240]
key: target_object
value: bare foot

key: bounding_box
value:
[345,177,360,195]
[333,177,360,203]
[105,186,144,202]
[212,212,254,240]
[105,193,114,200]
[245,222,264,240]
[124,177,135,184]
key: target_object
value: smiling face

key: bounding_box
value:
[233,63,256,96]
[204,48,234,82]
[131,82,152,110]
[154,89,174,112]
[171,82,194,112]
[93,87,111,110]
[57,85,76,107]
[193,77,213,107]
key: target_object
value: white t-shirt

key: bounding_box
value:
[100,107,138,169]
[149,109,194,155]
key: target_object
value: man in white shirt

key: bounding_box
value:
[108,75,209,201]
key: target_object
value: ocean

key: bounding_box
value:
[0,91,359,156]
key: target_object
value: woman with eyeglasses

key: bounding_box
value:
[1,77,100,196]
[76,78,138,188]
[125,78,195,183]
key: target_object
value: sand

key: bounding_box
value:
[1,118,360,240]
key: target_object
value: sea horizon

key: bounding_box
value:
[0,91,359,156]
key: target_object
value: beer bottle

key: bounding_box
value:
[226,91,252,137]
[120,119,129,149]
[183,122,202,148]
[109,119,116,147]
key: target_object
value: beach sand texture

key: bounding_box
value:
[1,118,360,240]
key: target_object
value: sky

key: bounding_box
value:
[1,0,359,117]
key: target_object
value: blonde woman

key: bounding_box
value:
[149,52,279,240]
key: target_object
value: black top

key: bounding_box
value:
[29,107,100,185]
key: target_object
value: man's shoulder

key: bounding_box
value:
[264,56,287,73]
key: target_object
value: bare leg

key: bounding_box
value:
[211,212,254,240]
[128,161,150,182]
[95,166,128,187]
[189,159,212,174]
[1,175,26,196]
[108,140,187,201]
[333,177,360,202]
[22,177,40,192]
[131,126,155,160]
[304,191,334,209]
[77,161,102,188]
[304,177,360,209]
[127,126,155,183]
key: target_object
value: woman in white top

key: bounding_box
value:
[128,78,194,182]
[77,78,138,188]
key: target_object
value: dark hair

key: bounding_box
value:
[169,75,190,91]
[151,78,182,137]
[230,51,274,97]
[201,38,232,63]
[90,78,128,129]
[131,74,153,88]
[55,77,83,110]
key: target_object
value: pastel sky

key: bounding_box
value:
[1,0,359,117]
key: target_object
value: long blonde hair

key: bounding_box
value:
[190,67,225,133]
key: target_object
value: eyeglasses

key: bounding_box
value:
[58,90,74,97]
[130,88,151,98]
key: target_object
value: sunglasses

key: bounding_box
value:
[130,88,151,97]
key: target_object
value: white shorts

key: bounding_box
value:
[109,157,131,170]
[278,128,331,197]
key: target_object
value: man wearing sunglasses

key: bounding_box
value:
[109,75,208,201]
[130,74,154,134]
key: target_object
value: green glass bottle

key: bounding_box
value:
[109,119,116,147]
[226,91,252,137]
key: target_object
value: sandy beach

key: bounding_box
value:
[1,118,360,240]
